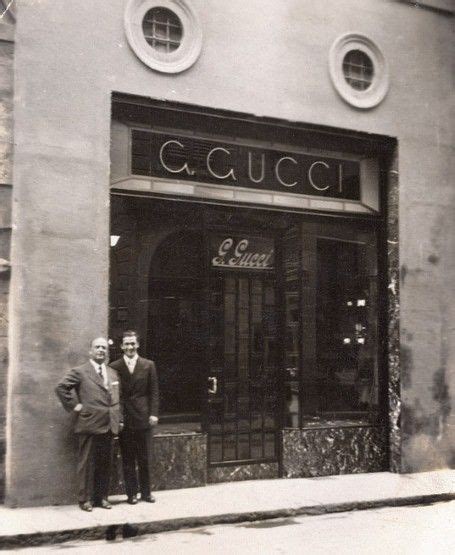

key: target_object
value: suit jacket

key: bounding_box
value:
[55,362,122,435]
[110,356,159,430]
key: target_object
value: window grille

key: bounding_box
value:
[142,7,183,53]
[342,50,374,91]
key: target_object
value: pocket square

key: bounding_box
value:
[111,381,119,385]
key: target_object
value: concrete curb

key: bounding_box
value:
[1,493,454,550]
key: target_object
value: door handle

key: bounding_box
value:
[208,376,218,394]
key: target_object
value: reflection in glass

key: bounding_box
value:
[316,238,378,415]
[283,227,301,427]
[210,435,222,462]
[239,434,250,459]
[223,434,236,460]
[251,433,263,459]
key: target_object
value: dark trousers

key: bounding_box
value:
[119,428,151,499]
[77,432,113,503]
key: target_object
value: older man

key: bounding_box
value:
[55,337,122,511]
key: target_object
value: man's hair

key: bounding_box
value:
[122,330,140,341]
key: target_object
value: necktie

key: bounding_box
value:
[98,365,106,387]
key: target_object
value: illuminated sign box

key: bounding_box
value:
[132,131,361,201]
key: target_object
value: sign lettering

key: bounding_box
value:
[211,236,274,271]
[132,131,361,201]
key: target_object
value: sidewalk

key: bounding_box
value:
[0,470,454,550]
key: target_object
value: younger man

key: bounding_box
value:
[110,331,159,504]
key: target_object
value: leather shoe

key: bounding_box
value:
[142,494,156,503]
[79,501,93,512]
[127,496,138,505]
[94,499,112,509]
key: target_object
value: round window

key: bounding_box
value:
[342,49,374,91]
[125,0,203,74]
[142,7,183,53]
[329,34,389,109]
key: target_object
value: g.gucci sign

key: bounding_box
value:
[211,236,274,271]
[132,131,361,201]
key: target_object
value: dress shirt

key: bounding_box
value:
[90,359,108,388]
[124,354,139,374]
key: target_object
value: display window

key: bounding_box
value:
[109,196,385,466]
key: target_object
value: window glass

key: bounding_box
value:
[315,238,379,415]
[342,49,374,91]
[283,226,301,427]
[142,7,183,53]
[109,196,206,430]
[110,196,381,436]
[148,231,205,422]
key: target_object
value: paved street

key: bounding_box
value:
[14,501,455,554]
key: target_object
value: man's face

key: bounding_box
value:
[89,337,108,364]
[121,335,139,358]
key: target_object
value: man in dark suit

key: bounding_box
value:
[110,330,159,504]
[55,337,122,512]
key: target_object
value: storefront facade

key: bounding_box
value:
[108,97,394,487]
[1,0,454,506]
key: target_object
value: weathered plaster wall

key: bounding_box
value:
[400,139,455,470]
[6,0,454,505]
[7,1,112,507]
[0,20,13,501]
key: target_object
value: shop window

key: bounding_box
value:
[109,197,206,431]
[110,196,383,437]
[148,230,205,425]
[283,220,381,427]
[283,226,302,428]
[316,238,378,415]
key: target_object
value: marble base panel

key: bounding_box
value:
[282,426,388,478]
[110,426,387,496]
[208,463,279,483]
[151,433,207,490]
[110,432,207,495]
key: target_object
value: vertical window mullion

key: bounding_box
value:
[235,277,240,461]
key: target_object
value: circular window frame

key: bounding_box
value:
[329,33,389,109]
[124,0,203,74]
[0,0,16,21]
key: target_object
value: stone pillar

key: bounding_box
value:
[5,2,111,506]
[0,21,14,501]
[387,147,401,473]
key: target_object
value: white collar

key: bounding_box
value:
[124,354,139,366]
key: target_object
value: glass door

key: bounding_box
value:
[206,234,279,466]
